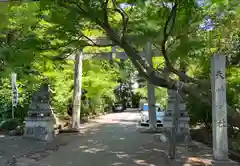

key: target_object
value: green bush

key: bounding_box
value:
[0,118,21,131]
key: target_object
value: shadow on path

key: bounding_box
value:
[26,122,169,166]
[3,111,236,166]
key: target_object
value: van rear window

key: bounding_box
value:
[143,105,148,111]
[143,104,162,111]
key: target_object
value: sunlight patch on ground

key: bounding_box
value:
[134,159,156,166]
[112,162,124,165]
[79,145,88,149]
[116,153,130,159]
[153,148,164,153]
[112,136,126,140]
[185,157,212,165]
[83,147,106,154]
[110,151,125,154]
[0,135,5,138]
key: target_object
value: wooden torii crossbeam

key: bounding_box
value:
[67,37,162,60]
[67,49,162,60]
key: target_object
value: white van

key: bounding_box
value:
[139,103,165,127]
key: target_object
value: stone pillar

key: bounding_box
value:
[163,89,190,142]
[177,93,190,138]
[168,87,179,159]
[72,52,83,129]
[211,54,230,164]
[178,67,190,137]
[145,42,157,130]
[24,83,55,141]
[111,45,116,58]
[164,89,177,129]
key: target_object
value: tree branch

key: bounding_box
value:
[103,0,109,24]
[58,1,191,89]
[158,1,202,84]
[51,47,79,60]
[161,1,178,69]
[111,0,129,41]
[39,35,116,52]
[63,0,106,28]
[82,35,116,47]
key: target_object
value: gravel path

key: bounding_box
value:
[3,110,236,166]
[0,121,101,166]
[14,111,170,166]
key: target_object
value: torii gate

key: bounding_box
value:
[72,38,190,160]
[67,37,162,130]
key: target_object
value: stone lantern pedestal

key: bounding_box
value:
[162,89,190,143]
[24,84,56,141]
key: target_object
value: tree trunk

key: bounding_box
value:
[72,52,83,130]
[145,42,157,130]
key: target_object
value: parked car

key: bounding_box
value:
[139,103,165,127]
[112,103,125,112]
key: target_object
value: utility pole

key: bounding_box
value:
[72,51,83,130]
[168,81,180,159]
[145,42,157,130]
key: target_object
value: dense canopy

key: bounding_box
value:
[0,0,240,150]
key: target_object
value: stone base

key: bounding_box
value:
[163,120,190,129]
[176,132,191,143]
[211,160,239,166]
[154,133,169,143]
[154,131,191,145]
[24,117,55,141]
[138,127,164,133]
